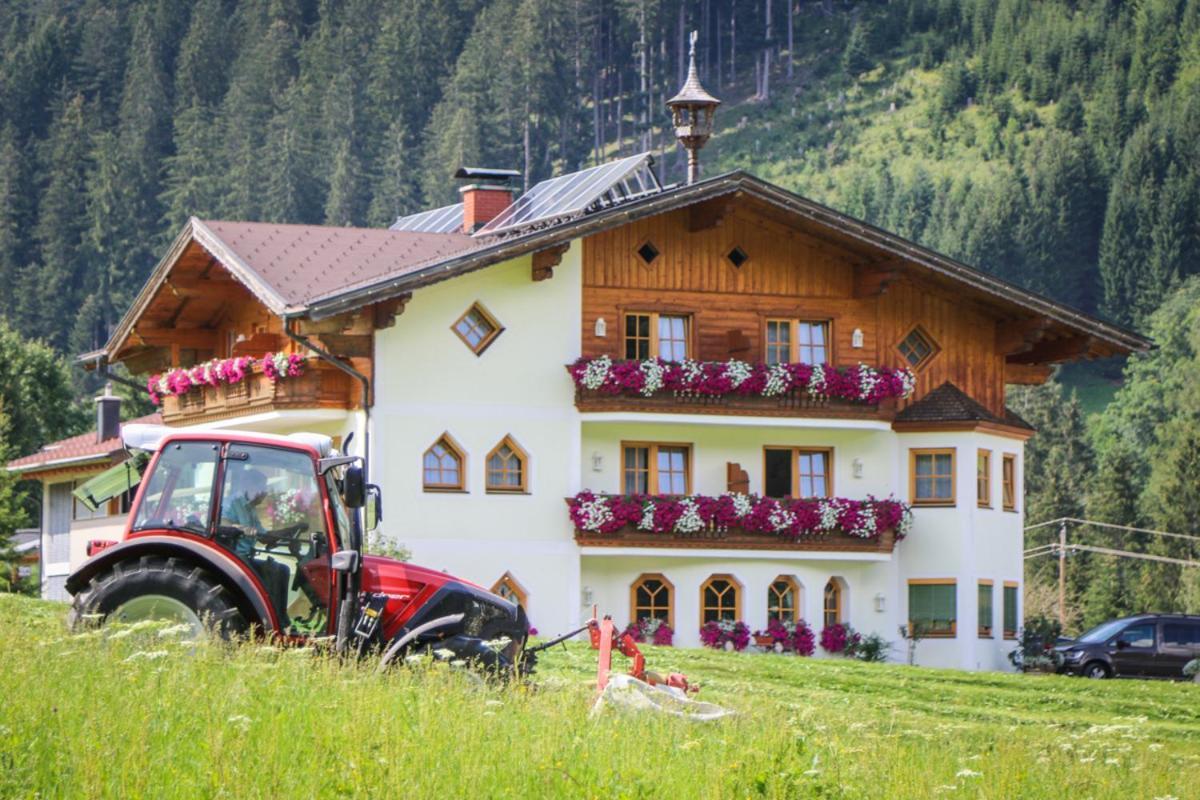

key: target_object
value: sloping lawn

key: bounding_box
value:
[1,594,1196,799]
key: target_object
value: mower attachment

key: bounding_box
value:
[588,614,694,694]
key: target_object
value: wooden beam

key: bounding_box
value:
[1007,335,1096,365]
[372,293,411,329]
[131,327,219,349]
[688,197,737,232]
[1004,363,1054,385]
[532,244,569,281]
[995,317,1051,356]
[316,334,373,358]
[853,265,901,298]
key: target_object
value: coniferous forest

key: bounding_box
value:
[0,0,1199,623]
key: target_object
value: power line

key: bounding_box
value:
[1024,516,1200,545]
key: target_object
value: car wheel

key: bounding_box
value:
[1082,661,1111,679]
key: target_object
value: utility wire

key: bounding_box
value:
[1024,516,1200,544]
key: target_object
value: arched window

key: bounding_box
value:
[491,572,528,608]
[423,434,465,491]
[486,435,528,493]
[630,573,674,628]
[823,578,844,628]
[700,574,742,624]
[768,576,800,623]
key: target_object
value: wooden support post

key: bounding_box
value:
[1058,520,1067,627]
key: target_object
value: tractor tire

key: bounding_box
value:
[68,555,249,640]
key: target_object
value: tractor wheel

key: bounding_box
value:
[68,555,248,640]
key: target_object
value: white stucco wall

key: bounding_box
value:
[370,246,583,636]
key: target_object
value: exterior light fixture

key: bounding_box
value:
[595,317,607,338]
[874,593,886,613]
[591,452,604,472]
[852,328,864,348]
[852,458,864,479]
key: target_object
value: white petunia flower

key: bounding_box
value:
[763,363,790,396]
[674,498,704,534]
[723,359,753,388]
[580,355,612,390]
[640,359,665,396]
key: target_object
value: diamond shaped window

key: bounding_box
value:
[897,326,938,369]
[727,246,749,268]
[452,302,503,355]
[636,240,660,265]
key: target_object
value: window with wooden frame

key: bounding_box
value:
[910,448,955,506]
[977,450,992,508]
[422,434,466,492]
[623,312,690,361]
[908,579,957,638]
[1003,582,1019,639]
[1002,454,1017,511]
[897,325,938,370]
[765,319,830,365]
[485,435,527,493]
[622,442,690,495]
[631,573,674,628]
[763,447,832,499]
[823,579,843,628]
[700,574,742,624]
[978,580,994,638]
[452,302,503,355]
[768,576,800,623]
[491,572,528,607]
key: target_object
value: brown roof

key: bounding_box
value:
[894,383,1033,431]
[198,220,478,308]
[6,413,162,474]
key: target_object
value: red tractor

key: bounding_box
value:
[67,425,532,672]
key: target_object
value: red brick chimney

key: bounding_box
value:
[455,167,519,233]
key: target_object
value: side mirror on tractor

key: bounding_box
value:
[365,484,383,532]
[343,465,366,508]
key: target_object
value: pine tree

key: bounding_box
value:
[0,126,33,320]
[366,120,419,227]
[160,101,226,232]
[841,20,872,76]
[174,0,232,109]
[260,83,322,223]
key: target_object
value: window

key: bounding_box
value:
[764,447,832,498]
[1115,623,1156,648]
[631,573,673,628]
[765,319,829,364]
[491,572,528,607]
[635,239,659,265]
[700,574,741,623]
[1003,582,1018,639]
[132,441,218,535]
[485,435,527,493]
[423,434,465,491]
[622,442,690,495]
[768,576,800,623]
[908,580,957,637]
[452,302,503,355]
[911,448,955,506]
[978,581,994,638]
[897,326,938,369]
[623,312,690,361]
[977,450,991,508]
[726,246,749,268]
[823,579,843,628]
[1002,454,1017,511]
[73,480,110,521]
[1163,622,1200,647]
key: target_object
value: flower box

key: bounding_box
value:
[158,359,353,424]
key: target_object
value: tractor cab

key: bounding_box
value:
[74,426,366,638]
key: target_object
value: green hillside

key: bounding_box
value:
[2,594,1198,798]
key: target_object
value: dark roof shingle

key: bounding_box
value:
[894,382,1033,431]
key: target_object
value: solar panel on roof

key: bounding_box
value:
[473,152,662,238]
[390,203,464,234]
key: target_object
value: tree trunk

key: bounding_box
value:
[787,0,794,80]
[522,111,531,192]
[730,2,737,87]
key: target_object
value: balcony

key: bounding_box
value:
[566,493,908,554]
[160,361,354,425]
[568,357,912,421]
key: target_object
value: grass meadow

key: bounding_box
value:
[1,594,1197,799]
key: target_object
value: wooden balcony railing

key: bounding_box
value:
[573,522,898,553]
[160,361,354,424]
[574,387,896,420]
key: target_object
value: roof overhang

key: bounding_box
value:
[302,172,1150,355]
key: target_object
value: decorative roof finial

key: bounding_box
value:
[667,30,721,185]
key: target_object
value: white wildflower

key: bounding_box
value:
[1148,743,1164,752]
[580,355,612,390]
[433,648,457,660]
[723,359,753,388]
[482,637,511,650]
[226,714,252,732]
[954,769,982,778]
[639,359,665,396]
[1105,758,1120,766]
[124,650,169,663]
[156,623,194,638]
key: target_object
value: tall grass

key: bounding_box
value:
[1,594,1196,799]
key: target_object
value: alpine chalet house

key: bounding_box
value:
[63,42,1148,669]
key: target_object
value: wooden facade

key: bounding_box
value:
[581,201,1021,418]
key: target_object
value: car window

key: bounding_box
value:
[1163,622,1200,647]
[1077,619,1127,644]
[1115,623,1155,648]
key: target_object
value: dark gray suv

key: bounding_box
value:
[1056,614,1200,679]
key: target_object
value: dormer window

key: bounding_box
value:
[898,326,938,370]
[453,302,503,355]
